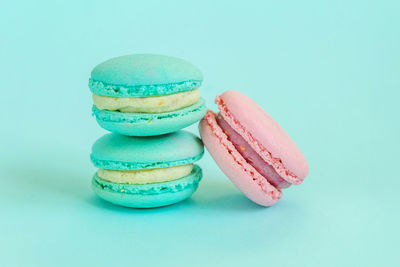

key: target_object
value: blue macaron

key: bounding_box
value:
[90,131,204,208]
[89,54,207,136]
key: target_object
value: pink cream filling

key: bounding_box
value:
[216,96,303,185]
[216,113,291,189]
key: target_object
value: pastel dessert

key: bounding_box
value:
[89,54,207,136]
[199,91,309,206]
[90,131,204,208]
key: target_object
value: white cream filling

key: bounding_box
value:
[97,164,193,184]
[92,89,200,113]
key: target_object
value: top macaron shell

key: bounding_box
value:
[89,54,203,97]
[217,91,309,181]
[91,131,204,171]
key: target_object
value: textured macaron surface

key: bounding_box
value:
[89,54,203,97]
[91,131,204,170]
[216,91,309,182]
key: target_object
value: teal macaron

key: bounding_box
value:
[89,54,207,136]
[90,131,204,208]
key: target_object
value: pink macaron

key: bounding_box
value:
[199,90,309,206]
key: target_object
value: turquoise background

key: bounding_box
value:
[1,0,399,266]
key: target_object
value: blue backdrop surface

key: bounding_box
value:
[1,1,399,266]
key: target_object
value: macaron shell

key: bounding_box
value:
[92,98,207,136]
[217,91,309,181]
[91,131,204,170]
[199,112,281,207]
[89,54,203,97]
[92,165,202,208]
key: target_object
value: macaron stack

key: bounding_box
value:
[89,53,310,209]
[89,54,206,208]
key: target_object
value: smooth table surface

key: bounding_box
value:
[1,0,399,266]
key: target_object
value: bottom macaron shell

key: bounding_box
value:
[199,118,280,207]
[93,98,207,136]
[92,165,202,208]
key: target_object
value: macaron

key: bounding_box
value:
[89,54,207,136]
[199,91,309,206]
[90,131,204,208]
